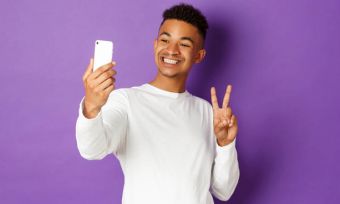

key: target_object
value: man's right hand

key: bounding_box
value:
[82,58,117,119]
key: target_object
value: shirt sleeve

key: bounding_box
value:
[210,138,240,201]
[75,89,129,160]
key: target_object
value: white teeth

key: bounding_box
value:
[163,58,179,64]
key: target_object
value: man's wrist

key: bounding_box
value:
[217,137,234,147]
[83,101,100,119]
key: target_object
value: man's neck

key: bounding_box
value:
[149,74,187,93]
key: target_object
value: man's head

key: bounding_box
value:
[154,4,209,80]
[160,4,209,45]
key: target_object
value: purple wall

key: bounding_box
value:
[1,0,339,203]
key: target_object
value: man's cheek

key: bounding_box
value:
[159,44,168,50]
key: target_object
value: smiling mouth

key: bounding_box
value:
[161,57,180,65]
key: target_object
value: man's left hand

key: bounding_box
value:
[210,85,238,146]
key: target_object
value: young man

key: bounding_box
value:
[76,3,239,204]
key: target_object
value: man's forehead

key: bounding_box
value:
[158,19,200,38]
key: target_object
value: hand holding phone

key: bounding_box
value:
[81,40,116,119]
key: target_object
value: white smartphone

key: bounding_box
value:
[93,40,113,71]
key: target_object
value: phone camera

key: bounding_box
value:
[96,41,99,45]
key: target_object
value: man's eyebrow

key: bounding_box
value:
[159,32,195,44]
[159,32,171,37]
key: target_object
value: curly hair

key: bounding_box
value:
[161,3,209,40]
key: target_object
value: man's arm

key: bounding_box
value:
[75,59,127,160]
[210,139,240,201]
[76,89,128,160]
[209,85,240,200]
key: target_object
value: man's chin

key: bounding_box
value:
[158,69,179,78]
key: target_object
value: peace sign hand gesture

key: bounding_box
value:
[211,85,238,146]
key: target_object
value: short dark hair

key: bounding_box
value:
[161,3,209,40]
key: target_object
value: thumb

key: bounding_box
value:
[82,58,93,81]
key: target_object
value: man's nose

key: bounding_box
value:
[166,42,180,55]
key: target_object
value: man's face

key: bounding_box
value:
[154,19,206,79]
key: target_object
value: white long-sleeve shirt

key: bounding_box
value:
[76,83,240,204]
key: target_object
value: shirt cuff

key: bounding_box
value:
[215,138,237,164]
[77,97,103,128]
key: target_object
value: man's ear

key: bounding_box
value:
[194,49,206,64]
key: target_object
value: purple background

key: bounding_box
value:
[1,0,339,203]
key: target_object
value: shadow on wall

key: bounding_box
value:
[192,18,285,204]
[189,19,235,100]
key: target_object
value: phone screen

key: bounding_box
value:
[93,40,113,70]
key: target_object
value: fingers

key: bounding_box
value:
[95,77,115,92]
[94,69,117,85]
[84,60,117,94]
[215,118,229,130]
[222,84,232,109]
[103,83,115,95]
[210,87,219,109]
[82,58,94,82]
[221,105,232,123]
[215,114,237,130]
[89,61,116,80]
[229,115,236,127]
[211,85,233,110]
[226,107,232,120]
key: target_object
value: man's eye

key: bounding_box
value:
[160,39,169,43]
[180,43,190,47]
